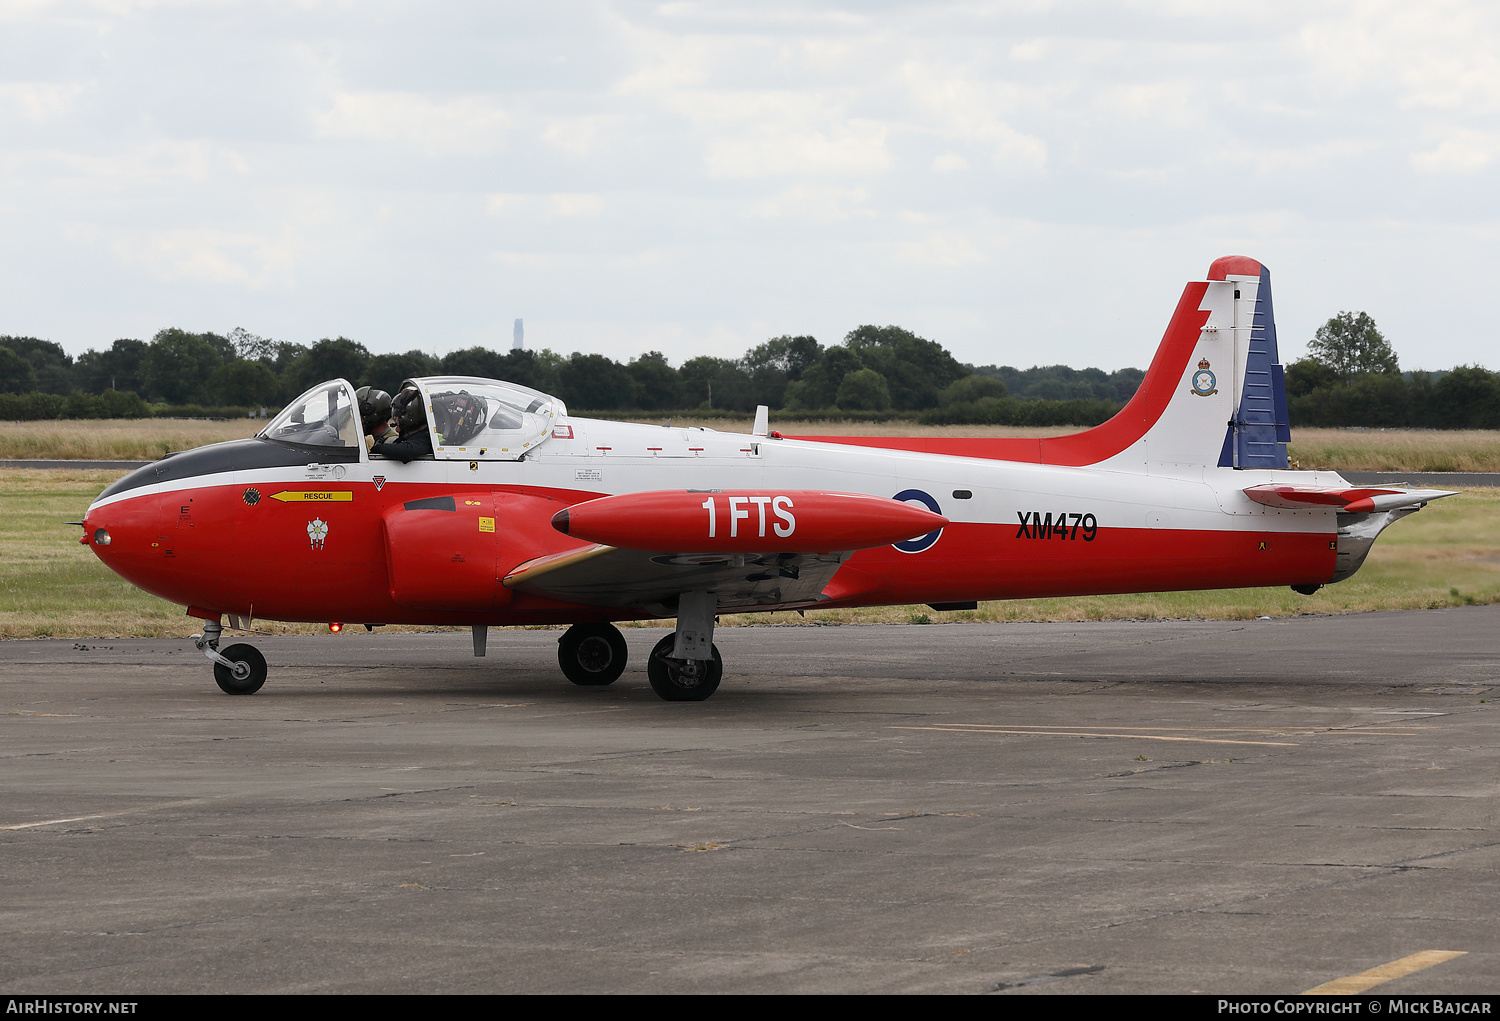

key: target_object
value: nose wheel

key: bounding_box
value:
[213,644,268,695]
[195,619,268,695]
[557,622,628,686]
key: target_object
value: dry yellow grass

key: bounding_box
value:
[0,418,262,461]
[1287,428,1500,472]
[3,468,1495,639]
[8,418,1495,471]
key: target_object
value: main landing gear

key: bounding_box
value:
[556,594,725,702]
[645,590,721,702]
[646,634,721,702]
[557,622,629,686]
[194,620,267,695]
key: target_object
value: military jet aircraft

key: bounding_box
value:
[79,256,1455,700]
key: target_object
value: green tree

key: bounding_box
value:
[679,356,753,411]
[142,328,228,404]
[209,360,280,406]
[0,345,38,394]
[835,368,892,411]
[440,346,506,380]
[364,350,438,394]
[627,352,682,411]
[0,336,73,394]
[1283,357,1341,398]
[1308,312,1399,378]
[556,352,637,410]
[282,337,371,397]
[784,346,862,410]
[74,339,148,395]
[1431,366,1500,428]
[844,325,967,410]
[740,335,822,408]
[940,374,1008,405]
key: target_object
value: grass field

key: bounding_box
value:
[3,418,1498,471]
[3,468,1495,640]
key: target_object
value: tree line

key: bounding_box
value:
[2,311,1496,428]
[1284,312,1500,429]
[0,325,1144,426]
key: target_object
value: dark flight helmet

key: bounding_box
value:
[355,386,392,432]
[392,386,427,433]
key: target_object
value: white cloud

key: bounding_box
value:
[542,116,610,156]
[704,116,891,177]
[1300,0,1500,112]
[485,193,605,218]
[549,193,603,217]
[896,63,1047,173]
[746,185,872,221]
[1411,130,1500,173]
[313,92,511,154]
[0,81,87,121]
[883,230,986,267]
[100,227,299,288]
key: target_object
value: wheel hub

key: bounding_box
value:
[577,635,614,673]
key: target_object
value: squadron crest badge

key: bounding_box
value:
[307,518,329,551]
[1190,358,1218,397]
[372,476,386,492]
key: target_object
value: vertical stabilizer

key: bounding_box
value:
[1091,255,1291,473]
[1212,260,1290,468]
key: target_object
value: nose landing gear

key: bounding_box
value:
[194,619,268,695]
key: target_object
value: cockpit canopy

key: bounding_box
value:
[397,376,564,460]
[257,381,361,451]
[259,376,567,461]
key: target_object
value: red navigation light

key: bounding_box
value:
[328,622,343,633]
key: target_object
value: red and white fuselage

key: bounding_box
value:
[82,257,1452,631]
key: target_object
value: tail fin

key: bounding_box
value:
[1210,258,1291,469]
[790,256,1293,471]
[1058,255,1292,472]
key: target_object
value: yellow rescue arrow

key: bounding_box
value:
[270,491,354,503]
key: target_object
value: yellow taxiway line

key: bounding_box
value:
[891,725,1298,747]
[1304,950,1467,994]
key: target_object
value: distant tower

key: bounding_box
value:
[512,318,524,351]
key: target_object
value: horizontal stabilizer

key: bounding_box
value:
[1243,484,1458,513]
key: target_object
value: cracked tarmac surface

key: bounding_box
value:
[2,606,1497,994]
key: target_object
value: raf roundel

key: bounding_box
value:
[891,489,943,554]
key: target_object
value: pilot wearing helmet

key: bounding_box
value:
[355,386,394,452]
[371,386,433,463]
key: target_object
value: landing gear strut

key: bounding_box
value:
[646,634,722,701]
[558,622,628,686]
[647,590,722,701]
[195,620,267,695]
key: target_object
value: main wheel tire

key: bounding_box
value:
[558,623,628,686]
[646,633,722,702]
[213,643,267,695]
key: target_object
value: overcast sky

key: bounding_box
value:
[2,0,1497,372]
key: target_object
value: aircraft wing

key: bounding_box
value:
[1243,484,1458,513]
[502,489,946,613]
[504,545,850,612]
